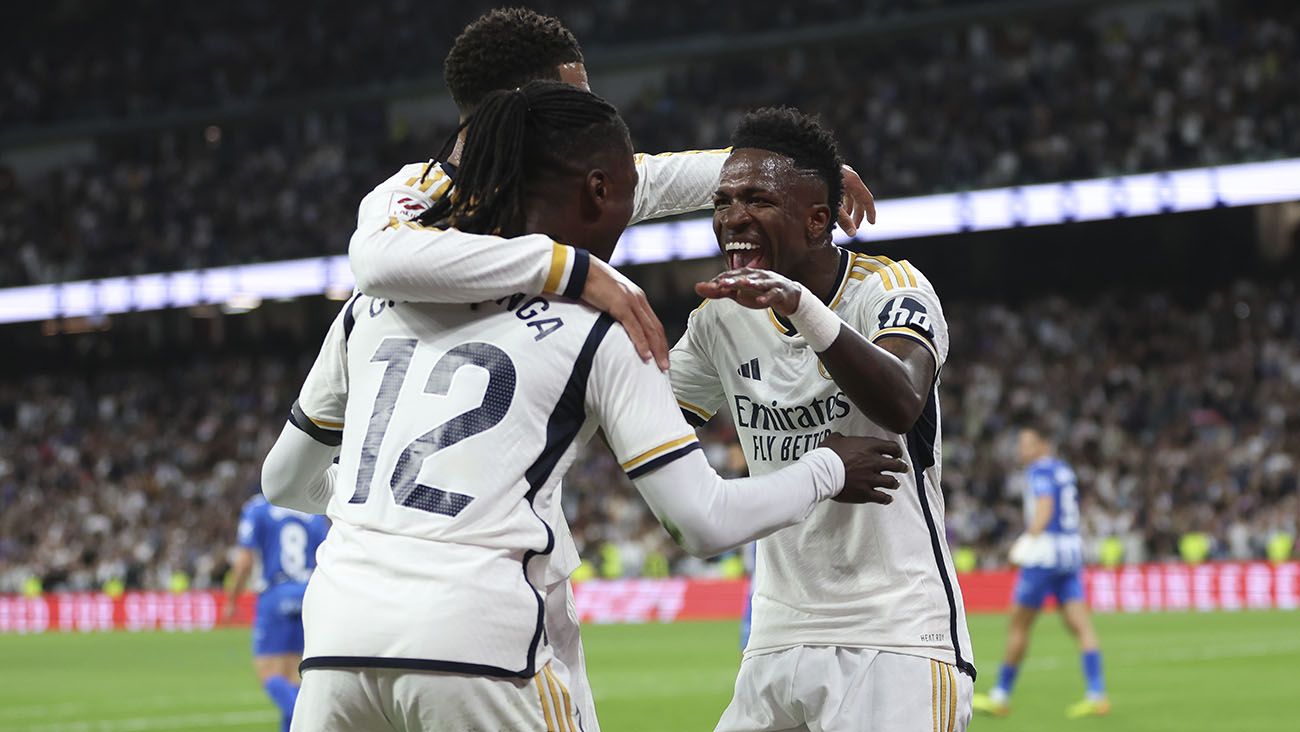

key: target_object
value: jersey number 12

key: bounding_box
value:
[348,338,516,517]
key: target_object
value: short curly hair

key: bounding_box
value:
[444,8,584,112]
[731,107,844,230]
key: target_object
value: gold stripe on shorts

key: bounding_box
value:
[554,667,577,732]
[931,660,939,732]
[946,663,957,732]
[543,666,572,732]
[534,672,555,732]
[938,660,948,732]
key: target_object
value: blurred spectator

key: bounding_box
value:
[626,2,1300,192]
[3,0,1297,286]
[1,0,980,127]
[941,277,1300,568]
[1,277,1294,590]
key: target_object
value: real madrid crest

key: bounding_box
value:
[817,359,832,380]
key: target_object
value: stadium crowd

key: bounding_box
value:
[2,0,984,128]
[3,1,1299,286]
[1,277,1294,592]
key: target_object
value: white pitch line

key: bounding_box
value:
[19,709,276,732]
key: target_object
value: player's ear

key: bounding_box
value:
[807,203,833,242]
[584,169,609,217]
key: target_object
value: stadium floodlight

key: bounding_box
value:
[3,157,1299,325]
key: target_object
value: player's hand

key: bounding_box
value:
[695,268,802,316]
[818,433,908,504]
[838,164,876,237]
[221,600,236,624]
[582,257,669,370]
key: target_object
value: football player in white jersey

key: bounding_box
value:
[262,82,904,732]
[344,9,879,730]
[669,108,975,732]
[352,8,877,374]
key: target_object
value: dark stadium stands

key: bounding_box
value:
[1,0,1297,286]
[1,0,991,127]
[3,276,1294,590]
[1,0,1295,592]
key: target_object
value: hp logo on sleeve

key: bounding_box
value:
[877,296,934,339]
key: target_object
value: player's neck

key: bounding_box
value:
[786,244,841,304]
[523,191,582,248]
[447,134,465,166]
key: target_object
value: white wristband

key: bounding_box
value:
[787,284,843,352]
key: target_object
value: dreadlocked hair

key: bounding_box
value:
[419,80,628,237]
[732,107,844,233]
[444,8,583,112]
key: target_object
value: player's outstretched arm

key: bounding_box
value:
[631,433,906,557]
[697,268,932,433]
[351,223,590,305]
[629,149,728,225]
[350,162,590,304]
[349,200,668,368]
[587,319,904,557]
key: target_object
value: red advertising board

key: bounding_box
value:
[1,562,1294,633]
[570,562,1299,623]
[0,591,258,634]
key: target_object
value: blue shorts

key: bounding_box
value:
[251,582,307,656]
[1013,567,1085,610]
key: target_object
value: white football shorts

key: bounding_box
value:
[292,660,581,732]
[714,646,972,732]
[546,577,600,732]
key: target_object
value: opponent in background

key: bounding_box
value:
[972,423,1110,719]
[224,495,328,732]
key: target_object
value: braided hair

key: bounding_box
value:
[419,80,629,237]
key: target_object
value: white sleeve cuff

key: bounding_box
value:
[799,446,846,501]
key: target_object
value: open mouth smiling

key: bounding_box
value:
[724,240,769,270]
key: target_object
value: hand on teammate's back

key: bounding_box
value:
[819,433,909,504]
[583,257,670,370]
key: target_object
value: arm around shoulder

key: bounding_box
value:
[349,222,588,303]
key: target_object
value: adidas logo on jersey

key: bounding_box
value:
[737,357,762,381]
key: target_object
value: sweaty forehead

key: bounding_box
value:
[718,148,799,193]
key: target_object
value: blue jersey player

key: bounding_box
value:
[224,495,328,732]
[972,424,1109,720]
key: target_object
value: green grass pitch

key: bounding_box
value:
[0,610,1295,731]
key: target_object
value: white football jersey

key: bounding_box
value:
[348,152,725,589]
[293,286,700,678]
[670,248,975,677]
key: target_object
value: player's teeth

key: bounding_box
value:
[725,242,759,251]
